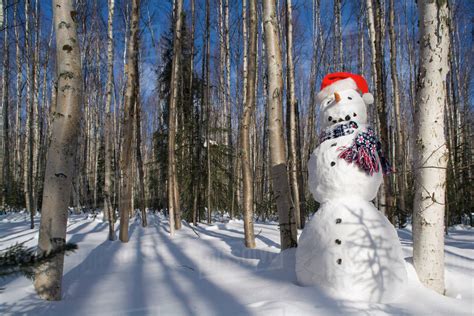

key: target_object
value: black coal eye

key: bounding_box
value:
[348,97,352,100]
[328,116,333,122]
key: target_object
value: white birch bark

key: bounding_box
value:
[240,0,256,248]
[34,0,83,300]
[104,0,116,240]
[167,0,184,235]
[119,0,140,242]
[263,0,297,250]
[285,0,302,229]
[0,0,8,207]
[413,0,450,295]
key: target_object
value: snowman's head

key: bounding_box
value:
[316,73,374,129]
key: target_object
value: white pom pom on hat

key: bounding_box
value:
[362,92,374,105]
[316,72,374,105]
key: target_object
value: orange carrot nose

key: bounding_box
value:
[334,92,341,103]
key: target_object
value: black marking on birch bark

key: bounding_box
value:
[60,84,72,92]
[58,21,71,29]
[70,11,78,23]
[54,173,67,179]
[59,71,74,79]
[62,44,73,53]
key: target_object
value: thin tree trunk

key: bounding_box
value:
[24,0,35,227]
[167,0,184,235]
[119,0,140,243]
[412,0,450,295]
[285,0,302,229]
[240,0,257,248]
[0,0,9,208]
[205,0,211,224]
[388,0,405,223]
[34,0,83,300]
[333,0,343,70]
[358,2,365,74]
[32,0,40,214]
[366,0,393,220]
[135,100,147,227]
[225,0,233,218]
[263,0,297,250]
[14,0,21,189]
[0,0,3,28]
[104,0,116,240]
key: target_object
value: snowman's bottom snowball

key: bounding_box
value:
[295,198,407,303]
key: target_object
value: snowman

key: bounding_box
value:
[295,72,407,303]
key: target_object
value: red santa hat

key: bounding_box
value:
[316,72,374,105]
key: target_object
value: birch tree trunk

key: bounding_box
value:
[32,0,40,214]
[0,0,9,208]
[285,0,302,229]
[135,98,147,227]
[388,0,405,221]
[205,0,211,224]
[167,0,184,235]
[240,0,256,249]
[104,0,116,240]
[24,0,35,227]
[366,0,393,220]
[333,0,343,70]
[225,0,233,215]
[119,0,140,243]
[0,0,3,28]
[14,0,22,187]
[34,0,83,300]
[412,0,450,295]
[263,0,297,250]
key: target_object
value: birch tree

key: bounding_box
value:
[0,0,9,208]
[0,0,3,28]
[263,0,297,250]
[285,0,304,229]
[104,0,116,240]
[388,0,406,221]
[167,0,184,235]
[204,0,211,224]
[412,0,450,295]
[366,0,393,221]
[240,0,256,248]
[119,0,140,242]
[333,0,343,70]
[34,0,83,300]
[14,0,21,187]
[24,0,35,227]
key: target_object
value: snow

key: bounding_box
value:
[0,212,472,315]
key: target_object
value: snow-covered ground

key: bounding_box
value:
[0,212,473,315]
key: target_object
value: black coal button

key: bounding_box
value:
[336,218,342,224]
[331,161,336,166]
